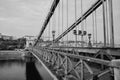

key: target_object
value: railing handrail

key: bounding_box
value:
[30,47,120,69]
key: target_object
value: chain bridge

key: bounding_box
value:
[26,0,120,80]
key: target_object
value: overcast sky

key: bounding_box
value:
[0,0,53,37]
[0,0,120,44]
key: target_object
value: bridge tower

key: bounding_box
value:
[24,35,37,48]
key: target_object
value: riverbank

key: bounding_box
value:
[0,50,25,60]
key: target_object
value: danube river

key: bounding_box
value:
[0,51,54,80]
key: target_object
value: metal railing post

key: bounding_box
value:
[111,59,120,80]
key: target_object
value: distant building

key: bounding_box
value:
[2,35,13,40]
[0,33,14,40]
[23,35,37,48]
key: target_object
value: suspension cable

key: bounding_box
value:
[66,0,68,43]
[75,0,77,47]
[49,21,51,41]
[53,1,56,31]
[58,2,60,36]
[95,10,98,47]
[62,0,64,41]
[35,0,60,46]
[53,0,107,43]
[84,19,87,45]
[108,0,114,47]
[81,0,84,47]
[102,0,107,47]
[92,12,95,45]
[105,1,109,46]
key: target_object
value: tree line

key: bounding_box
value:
[0,38,26,50]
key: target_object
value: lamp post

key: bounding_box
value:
[52,30,56,41]
[88,33,92,47]
[73,30,87,47]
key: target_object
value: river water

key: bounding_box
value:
[0,55,54,80]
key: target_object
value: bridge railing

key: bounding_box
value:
[28,47,120,80]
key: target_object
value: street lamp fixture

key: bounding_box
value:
[73,30,87,47]
[52,30,56,41]
[73,30,87,36]
[88,33,92,47]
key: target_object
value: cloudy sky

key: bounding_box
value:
[0,0,120,44]
[0,0,53,37]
